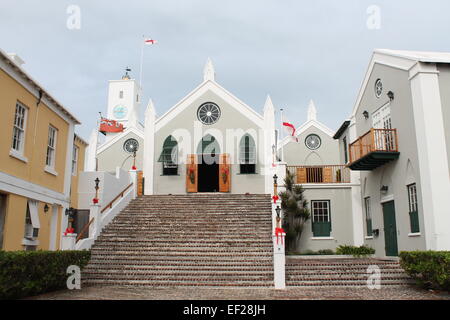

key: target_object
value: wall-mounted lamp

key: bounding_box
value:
[387,91,395,101]
[363,110,369,119]
[44,204,49,213]
[373,229,380,237]
[380,185,389,194]
[64,207,77,218]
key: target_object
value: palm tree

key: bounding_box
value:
[279,171,310,253]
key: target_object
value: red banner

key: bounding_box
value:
[100,118,124,134]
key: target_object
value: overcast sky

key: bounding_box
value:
[1,0,450,140]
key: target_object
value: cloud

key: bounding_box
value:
[1,0,450,140]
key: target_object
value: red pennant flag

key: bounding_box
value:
[283,121,299,142]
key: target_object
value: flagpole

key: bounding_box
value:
[139,35,145,89]
[280,108,285,162]
[95,112,102,171]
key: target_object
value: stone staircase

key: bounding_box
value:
[83,194,274,287]
[286,257,414,287]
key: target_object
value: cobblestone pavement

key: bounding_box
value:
[27,285,450,300]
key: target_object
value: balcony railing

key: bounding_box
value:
[286,165,350,184]
[348,128,399,170]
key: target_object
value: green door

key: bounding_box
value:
[382,201,398,256]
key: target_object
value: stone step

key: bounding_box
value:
[93,239,272,244]
[84,265,273,271]
[84,193,273,288]
[83,274,273,281]
[88,257,272,264]
[82,279,273,287]
[286,273,410,280]
[83,270,273,277]
[286,280,413,287]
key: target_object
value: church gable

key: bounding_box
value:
[97,130,144,172]
[280,101,340,166]
[155,61,264,132]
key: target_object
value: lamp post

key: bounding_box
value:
[275,205,281,228]
[65,207,78,228]
[94,177,100,200]
[132,150,137,170]
[273,174,278,195]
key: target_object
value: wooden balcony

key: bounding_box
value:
[348,128,400,171]
[286,165,351,184]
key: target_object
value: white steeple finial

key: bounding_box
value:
[203,58,215,81]
[145,99,155,120]
[307,99,317,121]
[263,95,274,113]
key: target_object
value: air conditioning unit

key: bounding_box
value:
[24,224,39,239]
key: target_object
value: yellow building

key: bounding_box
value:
[0,49,86,251]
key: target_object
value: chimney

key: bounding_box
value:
[7,53,25,67]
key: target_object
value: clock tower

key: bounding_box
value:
[106,69,141,137]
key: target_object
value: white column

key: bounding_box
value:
[89,204,101,240]
[273,232,286,289]
[129,169,138,199]
[86,128,99,171]
[272,196,285,289]
[49,205,58,251]
[275,162,287,194]
[143,99,155,195]
[63,123,75,197]
[348,119,364,246]
[410,63,450,250]
[263,95,276,194]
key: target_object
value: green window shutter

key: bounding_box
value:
[158,136,178,163]
[366,219,373,236]
[409,210,420,233]
[312,221,331,237]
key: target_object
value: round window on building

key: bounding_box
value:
[197,102,221,125]
[123,138,139,153]
[305,134,321,150]
[375,79,383,98]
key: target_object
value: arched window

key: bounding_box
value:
[197,134,220,155]
[158,135,178,175]
[239,134,256,174]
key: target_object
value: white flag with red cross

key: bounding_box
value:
[144,38,157,45]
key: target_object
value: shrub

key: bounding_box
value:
[399,251,450,291]
[292,249,335,256]
[336,245,375,257]
[0,250,91,300]
[279,171,310,253]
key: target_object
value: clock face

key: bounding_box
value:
[123,138,139,153]
[197,102,221,125]
[305,134,321,150]
[113,105,128,119]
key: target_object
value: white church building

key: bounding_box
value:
[81,50,450,257]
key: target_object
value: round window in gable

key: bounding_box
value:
[123,138,139,153]
[305,134,321,150]
[375,79,383,98]
[197,102,221,125]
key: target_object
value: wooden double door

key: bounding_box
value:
[186,154,231,193]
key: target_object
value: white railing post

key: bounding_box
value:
[273,230,286,289]
[129,169,138,199]
[61,233,77,250]
[271,173,286,290]
[89,203,101,239]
